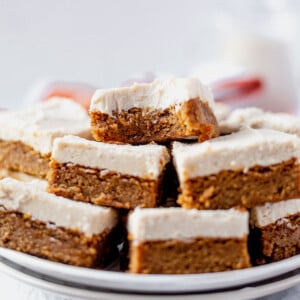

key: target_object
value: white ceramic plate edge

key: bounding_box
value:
[0,260,299,300]
[0,247,299,293]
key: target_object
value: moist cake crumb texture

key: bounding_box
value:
[48,135,170,209]
[173,127,300,209]
[0,178,118,267]
[128,208,251,273]
[90,78,219,144]
[0,98,92,178]
[250,199,300,264]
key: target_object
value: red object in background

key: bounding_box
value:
[44,89,93,110]
[24,80,96,110]
[212,77,263,103]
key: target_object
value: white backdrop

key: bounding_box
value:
[1,0,299,111]
[0,0,224,108]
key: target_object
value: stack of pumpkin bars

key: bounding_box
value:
[0,77,299,274]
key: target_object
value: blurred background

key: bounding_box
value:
[1,0,300,112]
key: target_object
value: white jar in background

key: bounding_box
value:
[217,0,300,114]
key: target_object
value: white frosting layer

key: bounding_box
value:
[213,102,231,123]
[172,127,300,182]
[0,178,118,236]
[219,107,264,134]
[90,77,214,114]
[52,135,170,179]
[251,199,300,227]
[0,98,91,154]
[128,208,249,243]
[220,107,300,136]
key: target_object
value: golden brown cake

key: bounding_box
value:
[0,98,91,179]
[250,199,300,264]
[0,178,118,267]
[128,208,251,274]
[90,78,218,144]
[172,127,300,210]
[48,135,170,209]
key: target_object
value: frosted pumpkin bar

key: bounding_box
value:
[48,135,170,209]
[128,207,250,274]
[172,127,300,209]
[0,98,91,179]
[250,198,300,264]
[0,178,118,267]
[219,107,300,136]
[89,77,218,144]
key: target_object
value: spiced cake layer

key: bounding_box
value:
[219,107,300,136]
[48,135,170,209]
[173,127,300,210]
[0,178,118,267]
[128,208,250,274]
[90,77,219,144]
[0,98,91,178]
[250,199,300,264]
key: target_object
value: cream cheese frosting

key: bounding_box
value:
[90,77,214,114]
[0,178,118,236]
[0,98,91,155]
[52,135,170,179]
[213,102,231,123]
[220,107,300,136]
[251,199,300,227]
[128,208,249,243]
[172,127,300,182]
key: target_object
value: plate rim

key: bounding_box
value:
[0,258,300,300]
[0,247,300,293]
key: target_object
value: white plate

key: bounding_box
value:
[0,247,299,294]
[0,258,299,300]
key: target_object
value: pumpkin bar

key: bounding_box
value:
[0,98,91,179]
[128,207,250,274]
[90,77,218,144]
[250,198,300,264]
[0,178,118,267]
[48,135,170,209]
[219,107,300,136]
[172,127,300,210]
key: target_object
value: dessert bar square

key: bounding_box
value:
[128,208,250,274]
[90,78,218,144]
[173,128,300,209]
[219,107,300,136]
[0,178,118,267]
[0,98,91,179]
[250,199,300,264]
[48,135,170,209]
